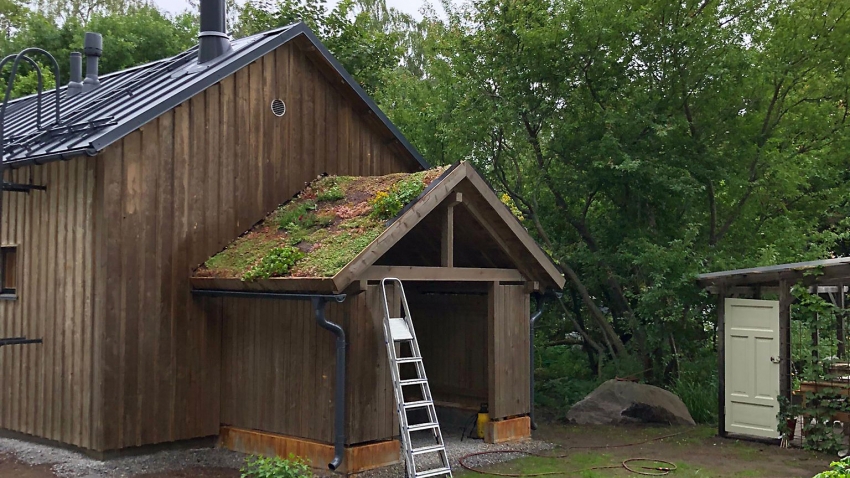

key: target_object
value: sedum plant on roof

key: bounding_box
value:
[195,167,448,280]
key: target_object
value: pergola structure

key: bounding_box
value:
[697,257,850,441]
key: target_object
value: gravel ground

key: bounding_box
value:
[351,433,553,478]
[0,436,247,477]
[0,431,549,477]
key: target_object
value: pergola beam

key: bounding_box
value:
[362,266,524,282]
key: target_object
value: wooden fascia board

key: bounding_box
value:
[462,167,566,289]
[361,266,524,282]
[331,163,472,291]
[190,276,337,293]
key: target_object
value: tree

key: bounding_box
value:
[400,0,850,380]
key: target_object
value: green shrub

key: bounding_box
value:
[814,457,850,477]
[668,354,718,424]
[242,247,304,281]
[371,177,426,219]
[241,454,313,478]
[317,185,345,202]
[278,201,317,230]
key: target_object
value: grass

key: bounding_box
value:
[195,167,448,280]
[454,424,830,478]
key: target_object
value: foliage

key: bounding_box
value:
[278,201,317,230]
[667,353,718,424]
[814,457,850,478]
[781,283,850,454]
[370,176,425,219]
[241,453,312,478]
[295,225,383,276]
[242,246,304,281]
[316,185,345,202]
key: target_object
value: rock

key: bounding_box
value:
[566,379,696,426]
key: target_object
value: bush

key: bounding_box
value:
[316,185,345,202]
[667,353,718,424]
[241,454,313,478]
[814,457,850,477]
[370,177,426,219]
[242,247,304,281]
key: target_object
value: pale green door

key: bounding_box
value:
[725,298,781,439]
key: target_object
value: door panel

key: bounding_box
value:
[725,298,780,439]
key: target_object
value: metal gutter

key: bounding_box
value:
[192,288,347,470]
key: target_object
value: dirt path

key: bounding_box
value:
[456,423,832,478]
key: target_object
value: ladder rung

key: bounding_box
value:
[407,422,439,432]
[400,378,428,386]
[411,445,445,456]
[396,357,423,364]
[415,467,452,478]
[403,400,432,410]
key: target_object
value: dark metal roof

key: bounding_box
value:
[697,257,850,286]
[1,23,429,170]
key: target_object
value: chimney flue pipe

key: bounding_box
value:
[82,32,102,92]
[68,52,83,97]
[198,0,232,64]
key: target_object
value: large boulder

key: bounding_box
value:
[566,379,696,426]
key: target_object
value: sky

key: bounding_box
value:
[153,0,433,19]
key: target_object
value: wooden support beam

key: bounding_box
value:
[362,266,523,282]
[441,193,463,268]
[836,284,847,360]
[460,193,538,283]
[779,280,792,402]
[717,285,726,438]
[442,205,454,268]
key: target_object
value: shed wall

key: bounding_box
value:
[0,159,97,449]
[488,284,530,419]
[92,40,415,451]
[219,298,339,443]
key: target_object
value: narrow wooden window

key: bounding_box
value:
[1,246,17,296]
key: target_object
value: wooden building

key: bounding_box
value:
[0,0,563,473]
[192,162,564,471]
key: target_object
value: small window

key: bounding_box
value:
[1,246,17,297]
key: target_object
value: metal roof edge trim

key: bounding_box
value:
[696,256,850,282]
[4,147,95,169]
[87,25,304,154]
[84,23,430,172]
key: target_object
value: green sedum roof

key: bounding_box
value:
[195,167,449,280]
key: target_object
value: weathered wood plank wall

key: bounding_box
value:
[0,159,97,449]
[219,298,339,443]
[409,291,489,406]
[92,40,415,451]
[488,284,530,419]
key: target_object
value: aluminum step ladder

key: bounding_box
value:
[380,278,452,478]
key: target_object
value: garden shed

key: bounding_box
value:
[697,258,850,445]
[191,161,565,473]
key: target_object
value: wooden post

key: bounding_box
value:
[836,284,847,360]
[779,279,792,401]
[441,206,454,267]
[717,285,726,438]
[440,193,462,268]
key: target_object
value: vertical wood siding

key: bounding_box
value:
[488,284,530,419]
[92,41,414,451]
[409,291,489,405]
[219,298,340,443]
[0,159,97,449]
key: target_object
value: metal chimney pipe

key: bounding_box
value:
[198,0,232,64]
[68,52,83,97]
[82,32,102,92]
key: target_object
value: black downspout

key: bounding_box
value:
[313,297,346,471]
[529,293,546,431]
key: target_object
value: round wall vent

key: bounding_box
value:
[271,99,286,117]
